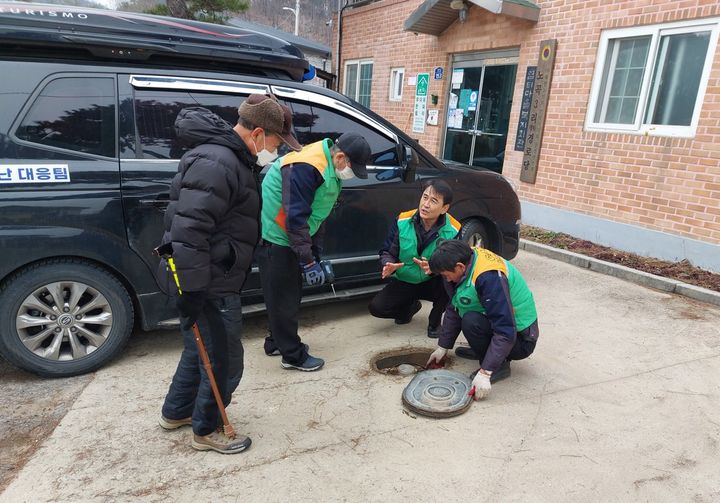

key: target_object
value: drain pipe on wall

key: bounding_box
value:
[335,0,376,92]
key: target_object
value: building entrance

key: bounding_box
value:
[442,50,519,173]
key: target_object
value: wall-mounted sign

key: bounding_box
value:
[434,67,444,80]
[520,39,557,184]
[427,109,439,126]
[514,66,537,152]
[412,72,430,133]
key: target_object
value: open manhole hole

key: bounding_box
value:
[370,348,472,418]
[370,347,451,376]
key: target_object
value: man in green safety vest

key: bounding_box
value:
[257,132,371,372]
[368,180,460,338]
[426,240,539,400]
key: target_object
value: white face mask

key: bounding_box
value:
[335,166,355,180]
[253,134,279,166]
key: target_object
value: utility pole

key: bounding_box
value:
[282,0,300,36]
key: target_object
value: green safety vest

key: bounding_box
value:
[393,209,461,284]
[261,139,342,246]
[451,247,537,331]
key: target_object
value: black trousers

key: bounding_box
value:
[368,276,449,328]
[462,311,538,365]
[256,242,309,365]
[162,293,244,436]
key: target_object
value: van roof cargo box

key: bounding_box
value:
[0,2,310,81]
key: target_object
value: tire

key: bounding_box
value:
[0,259,134,377]
[460,218,494,251]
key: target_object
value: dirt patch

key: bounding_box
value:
[0,359,92,492]
[521,225,720,292]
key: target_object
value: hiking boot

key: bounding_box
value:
[281,354,325,372]
[455,346,478,360]
[470,360,511,384]
[265,342,308,357]
[395,300,422,325]
[159,415,192,430]
[192,428,252,454]
[427,324,441,338]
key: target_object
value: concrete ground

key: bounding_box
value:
[1,250,719,502]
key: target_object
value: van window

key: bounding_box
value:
[132,90,245,159]
[303,104,399,166]
[16,77,116,158]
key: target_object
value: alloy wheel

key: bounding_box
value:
[16,281,113,361]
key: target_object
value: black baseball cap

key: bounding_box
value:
[335,132,370,179]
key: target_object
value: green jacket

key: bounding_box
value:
[451,247,537,332]
[261,139,342,249]
[393,209,461,284]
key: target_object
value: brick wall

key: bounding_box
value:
[337,0,720,247]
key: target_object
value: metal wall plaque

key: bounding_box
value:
[520,39,557,184]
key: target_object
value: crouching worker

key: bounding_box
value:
[368,179,460,337]
[425,240,539,400]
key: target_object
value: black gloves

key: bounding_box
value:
[176,290,206,330]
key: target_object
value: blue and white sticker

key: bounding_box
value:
[0,164,71,184]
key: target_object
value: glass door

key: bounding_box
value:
[443,54,518,173]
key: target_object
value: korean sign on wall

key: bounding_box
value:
[412,73,429,134]
[520,40,557,184]
[514,66,537,152]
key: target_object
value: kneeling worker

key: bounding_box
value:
[426,240,539,400]
[368,179,460,337]
[258,132,371,371]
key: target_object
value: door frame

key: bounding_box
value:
[441,48,520,163]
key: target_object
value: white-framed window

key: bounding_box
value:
[344,59,373,108]
[586,17,720,138]
[389,67,404,102]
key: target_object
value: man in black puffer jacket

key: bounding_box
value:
[157,95,301,454]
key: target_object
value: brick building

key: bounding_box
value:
[334,0,720,272]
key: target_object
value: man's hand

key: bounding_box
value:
[381,262,404,279]
[426,347,448,367]
[382,262,405,279]
[412,256,431,275]
[471,370,492,400]
[303,261,326,286]
[176,291,206,331]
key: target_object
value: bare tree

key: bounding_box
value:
[167,0,190,17]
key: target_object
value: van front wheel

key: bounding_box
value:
[0,259,134,377]
[460,218,494,252]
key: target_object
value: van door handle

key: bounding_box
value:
[139,193,170,208]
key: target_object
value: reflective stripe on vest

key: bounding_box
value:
[261,139,341,246]
[451,247,537,331]
[393,210,461,284]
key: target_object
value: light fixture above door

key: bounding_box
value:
[449,0,469,23]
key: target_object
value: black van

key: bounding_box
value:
[0,2,521,377]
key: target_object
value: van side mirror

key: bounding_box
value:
[401,145,418,183]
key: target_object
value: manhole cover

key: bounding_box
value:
[402,369,472,418]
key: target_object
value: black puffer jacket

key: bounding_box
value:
[157,107,261,298]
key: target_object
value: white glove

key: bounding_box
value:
[471,370,492,400]
[426,347,448,367]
